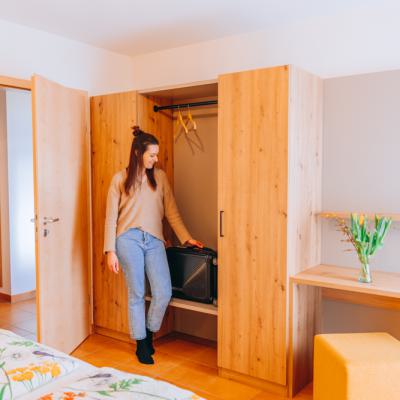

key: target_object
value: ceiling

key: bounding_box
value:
[0,0,378,57]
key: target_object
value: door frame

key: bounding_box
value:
[0,76,31,91]
[0,74,94,345]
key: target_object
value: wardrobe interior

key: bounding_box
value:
[91,81,219,344]
[143,82,219,342]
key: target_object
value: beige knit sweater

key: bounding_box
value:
[104,168,192,253]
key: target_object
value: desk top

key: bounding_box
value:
[291,264,400,299]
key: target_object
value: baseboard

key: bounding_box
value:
[94,326,133,343]
[0,290,36,303]
[12,290,36,303]
[0,292,11,302]
[218,367,288,396]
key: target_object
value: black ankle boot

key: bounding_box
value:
[146,328,155,355]
[135,338,154,364]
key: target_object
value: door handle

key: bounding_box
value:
[30,216,60,224]
[219,211,224,237]
[42,217,59,237]
[43,217,60,225]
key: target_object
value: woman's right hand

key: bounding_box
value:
[106,251,119,274]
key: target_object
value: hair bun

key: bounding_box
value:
[132,125,143,137]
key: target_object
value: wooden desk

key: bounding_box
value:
[288,264,400,397]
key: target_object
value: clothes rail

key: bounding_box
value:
[153,100,217,112]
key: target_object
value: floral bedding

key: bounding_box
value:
[36,367,202,400]
[0,329,203,400]
[0,329,79,399]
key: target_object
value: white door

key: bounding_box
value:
[32,75,91,353]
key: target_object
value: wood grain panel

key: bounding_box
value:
[91,92,176,339]
[322,287,400,310]
[219,367,288,396]
[292,264,400,298]
[287,67,322,276]
[91,91,137,334]
[217,66,289,384]
[287,67,323,396]
[32,75,91,353]
[289,283,321,398]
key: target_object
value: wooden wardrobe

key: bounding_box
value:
[90,65,322,396]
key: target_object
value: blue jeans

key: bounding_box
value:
[116,228,172,340]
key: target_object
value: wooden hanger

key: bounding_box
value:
[176,105,188,134]
[185,104,197,131]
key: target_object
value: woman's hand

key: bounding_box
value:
[106,251,119,274]
[185,239,204,248]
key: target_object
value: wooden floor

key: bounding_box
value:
[71,333,312,400]
[0,297,37,340]
[0,298,312,400]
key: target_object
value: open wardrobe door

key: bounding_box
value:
[32,75,91,353]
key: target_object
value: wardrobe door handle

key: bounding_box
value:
[220,210,224,237]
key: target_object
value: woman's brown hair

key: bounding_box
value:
[124,126,159,194]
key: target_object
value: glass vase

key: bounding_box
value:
[358,263,372,283]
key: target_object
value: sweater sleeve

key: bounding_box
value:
[162,172,192,245]
[103,173,121,253]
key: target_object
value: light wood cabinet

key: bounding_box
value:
[91,91,137,336]
[90,65,322,396]
[217,65,322,394]
[91,91,174,339]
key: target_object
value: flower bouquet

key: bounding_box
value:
[335,213,392,283]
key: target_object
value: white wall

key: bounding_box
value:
[321,70,400,336]
[6,89,36,296]
[0,19,135,95]
[131,1,400,90]
[322,71,400,272]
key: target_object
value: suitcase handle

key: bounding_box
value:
[220,210,224,237]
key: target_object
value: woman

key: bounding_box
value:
[104,126,202,365]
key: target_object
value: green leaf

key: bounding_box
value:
[97,390,113,397]
[8,341,35,348]
[347,214,392,262]
[0,385,7,400]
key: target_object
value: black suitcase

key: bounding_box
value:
[166,246,217,304]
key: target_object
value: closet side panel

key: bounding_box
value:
[287,67,323,395]
[218,66,289,385]
[91,91,137,334]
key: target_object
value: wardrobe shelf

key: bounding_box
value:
[318,211,400,222]
[145,296,218,316]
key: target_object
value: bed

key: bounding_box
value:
[0,329,203,400]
